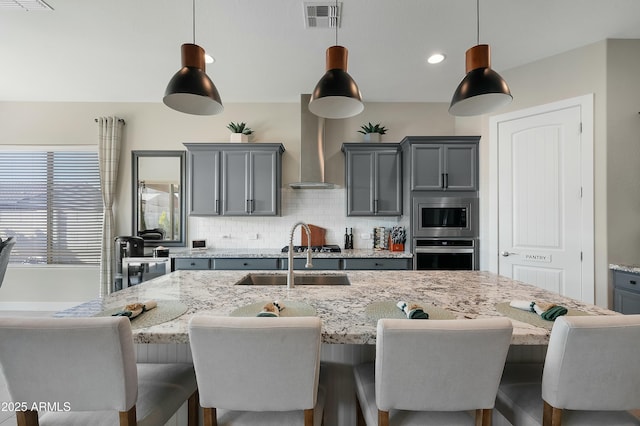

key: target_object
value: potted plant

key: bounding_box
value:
[358,122,388,142]
[227,122,253,142]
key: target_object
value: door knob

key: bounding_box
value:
[500,251,519,257]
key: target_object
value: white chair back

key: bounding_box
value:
[0,237,16,287]
[0,316,138,412]
[188,315,322,412]
[375,317,513,412]
[542,314,640,411]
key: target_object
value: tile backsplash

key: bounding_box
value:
[189,188,408,250]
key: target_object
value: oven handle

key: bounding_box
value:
[415,247,475,254]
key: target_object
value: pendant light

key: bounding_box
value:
[163,0,223,116]
[449,0,512,116]
[308,0,364,119]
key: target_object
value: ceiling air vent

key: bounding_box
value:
[304,2,341,29]
[0,0,53,10]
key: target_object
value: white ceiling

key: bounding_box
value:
[2,0,640,104]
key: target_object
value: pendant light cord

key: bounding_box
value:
[192,0,196,44]
[335,0,338,46]
[476,0,480,45]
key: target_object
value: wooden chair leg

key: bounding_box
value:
[188,390,199,426]
[16,410,39,426]
[203,407,217,426]
[378,409,390,426]
[304,408,314,426]
[119,405,136,426]
[543,401,563,426]
[475,408,492,426]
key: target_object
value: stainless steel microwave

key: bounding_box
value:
[412,197,478,238]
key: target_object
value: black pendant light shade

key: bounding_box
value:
[309,46,364,119]
[163,43,224,116]
[449,44,512,116]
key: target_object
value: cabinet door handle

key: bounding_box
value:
[215,199,219,214]
[246,199,250,213]
[630,280,637,285]
[243,262,249,266]
[374,199,379,214]
[251,199,255,213]
[444,173,449,189]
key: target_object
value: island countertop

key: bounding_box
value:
[57,270,615,346]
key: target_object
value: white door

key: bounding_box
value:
[497,104,589,301]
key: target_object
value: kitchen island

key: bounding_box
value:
[58,269,613,345]
[56,270,616,426]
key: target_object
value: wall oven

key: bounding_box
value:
[412,197,478,238]
[413,239,478,270]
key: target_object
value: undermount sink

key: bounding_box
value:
[234,273,351,286]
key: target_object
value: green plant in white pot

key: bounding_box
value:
[358,122,388,142]
[227,122,253,142]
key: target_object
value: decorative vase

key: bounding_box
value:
[230,133,249,143]
[363,133,381,143]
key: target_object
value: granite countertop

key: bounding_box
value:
[169,248,413,259]
[610,263,640,274]
[57,270,614,346]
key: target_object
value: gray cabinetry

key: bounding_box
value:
[343,258,412,270]
[281,258,341,270]
[186,146,220,215]
[174,258,211,270]
[184,143,284,217]
[342,143,402,216]
[214,258,279,270]
[613,270,640,314]
[402,136,479,192]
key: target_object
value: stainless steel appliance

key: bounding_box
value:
[122,257,170,288]
[412,196,478,238]
[113,236,144,291]
[413,239,478,270]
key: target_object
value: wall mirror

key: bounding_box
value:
[132,150,186,247]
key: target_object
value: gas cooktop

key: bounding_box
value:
[281,244,342,253]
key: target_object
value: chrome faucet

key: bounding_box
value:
[287,222,313,289]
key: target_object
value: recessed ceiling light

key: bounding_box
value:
[205,54,215,64]
[427,53,446,64]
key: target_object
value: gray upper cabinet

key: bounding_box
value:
[186,146,220,215]
[342,143,402,216]
[185,143,284,217]
[402,136,479,192]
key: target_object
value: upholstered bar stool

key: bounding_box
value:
[0,316,198,426]
[496,315,640,426]
[188,315,325,426]
[353,317,513,426]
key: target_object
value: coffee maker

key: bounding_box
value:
[113,236,144,292]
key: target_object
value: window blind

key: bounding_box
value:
[0,150,102,264]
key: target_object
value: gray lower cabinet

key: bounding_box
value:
[214,258,280,270]
[184,143,284,216]
[342,143,402,216]
[613,270,640,314]
[401,136,479,191]
[174,258,211,270]
[343,258,412,270]
[281,258,341,270]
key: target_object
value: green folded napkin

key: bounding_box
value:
[541,305,568,321]
[396,301,429,320]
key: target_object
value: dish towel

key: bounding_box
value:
[510,300,568,321]
[397,301,429,319]
[257,301,284,317]
[112,300,157,320]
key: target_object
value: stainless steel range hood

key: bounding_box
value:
[289,94,335,189]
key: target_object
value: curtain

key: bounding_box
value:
[97,117,124,297]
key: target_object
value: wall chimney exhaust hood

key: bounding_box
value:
[289,94,335,189]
